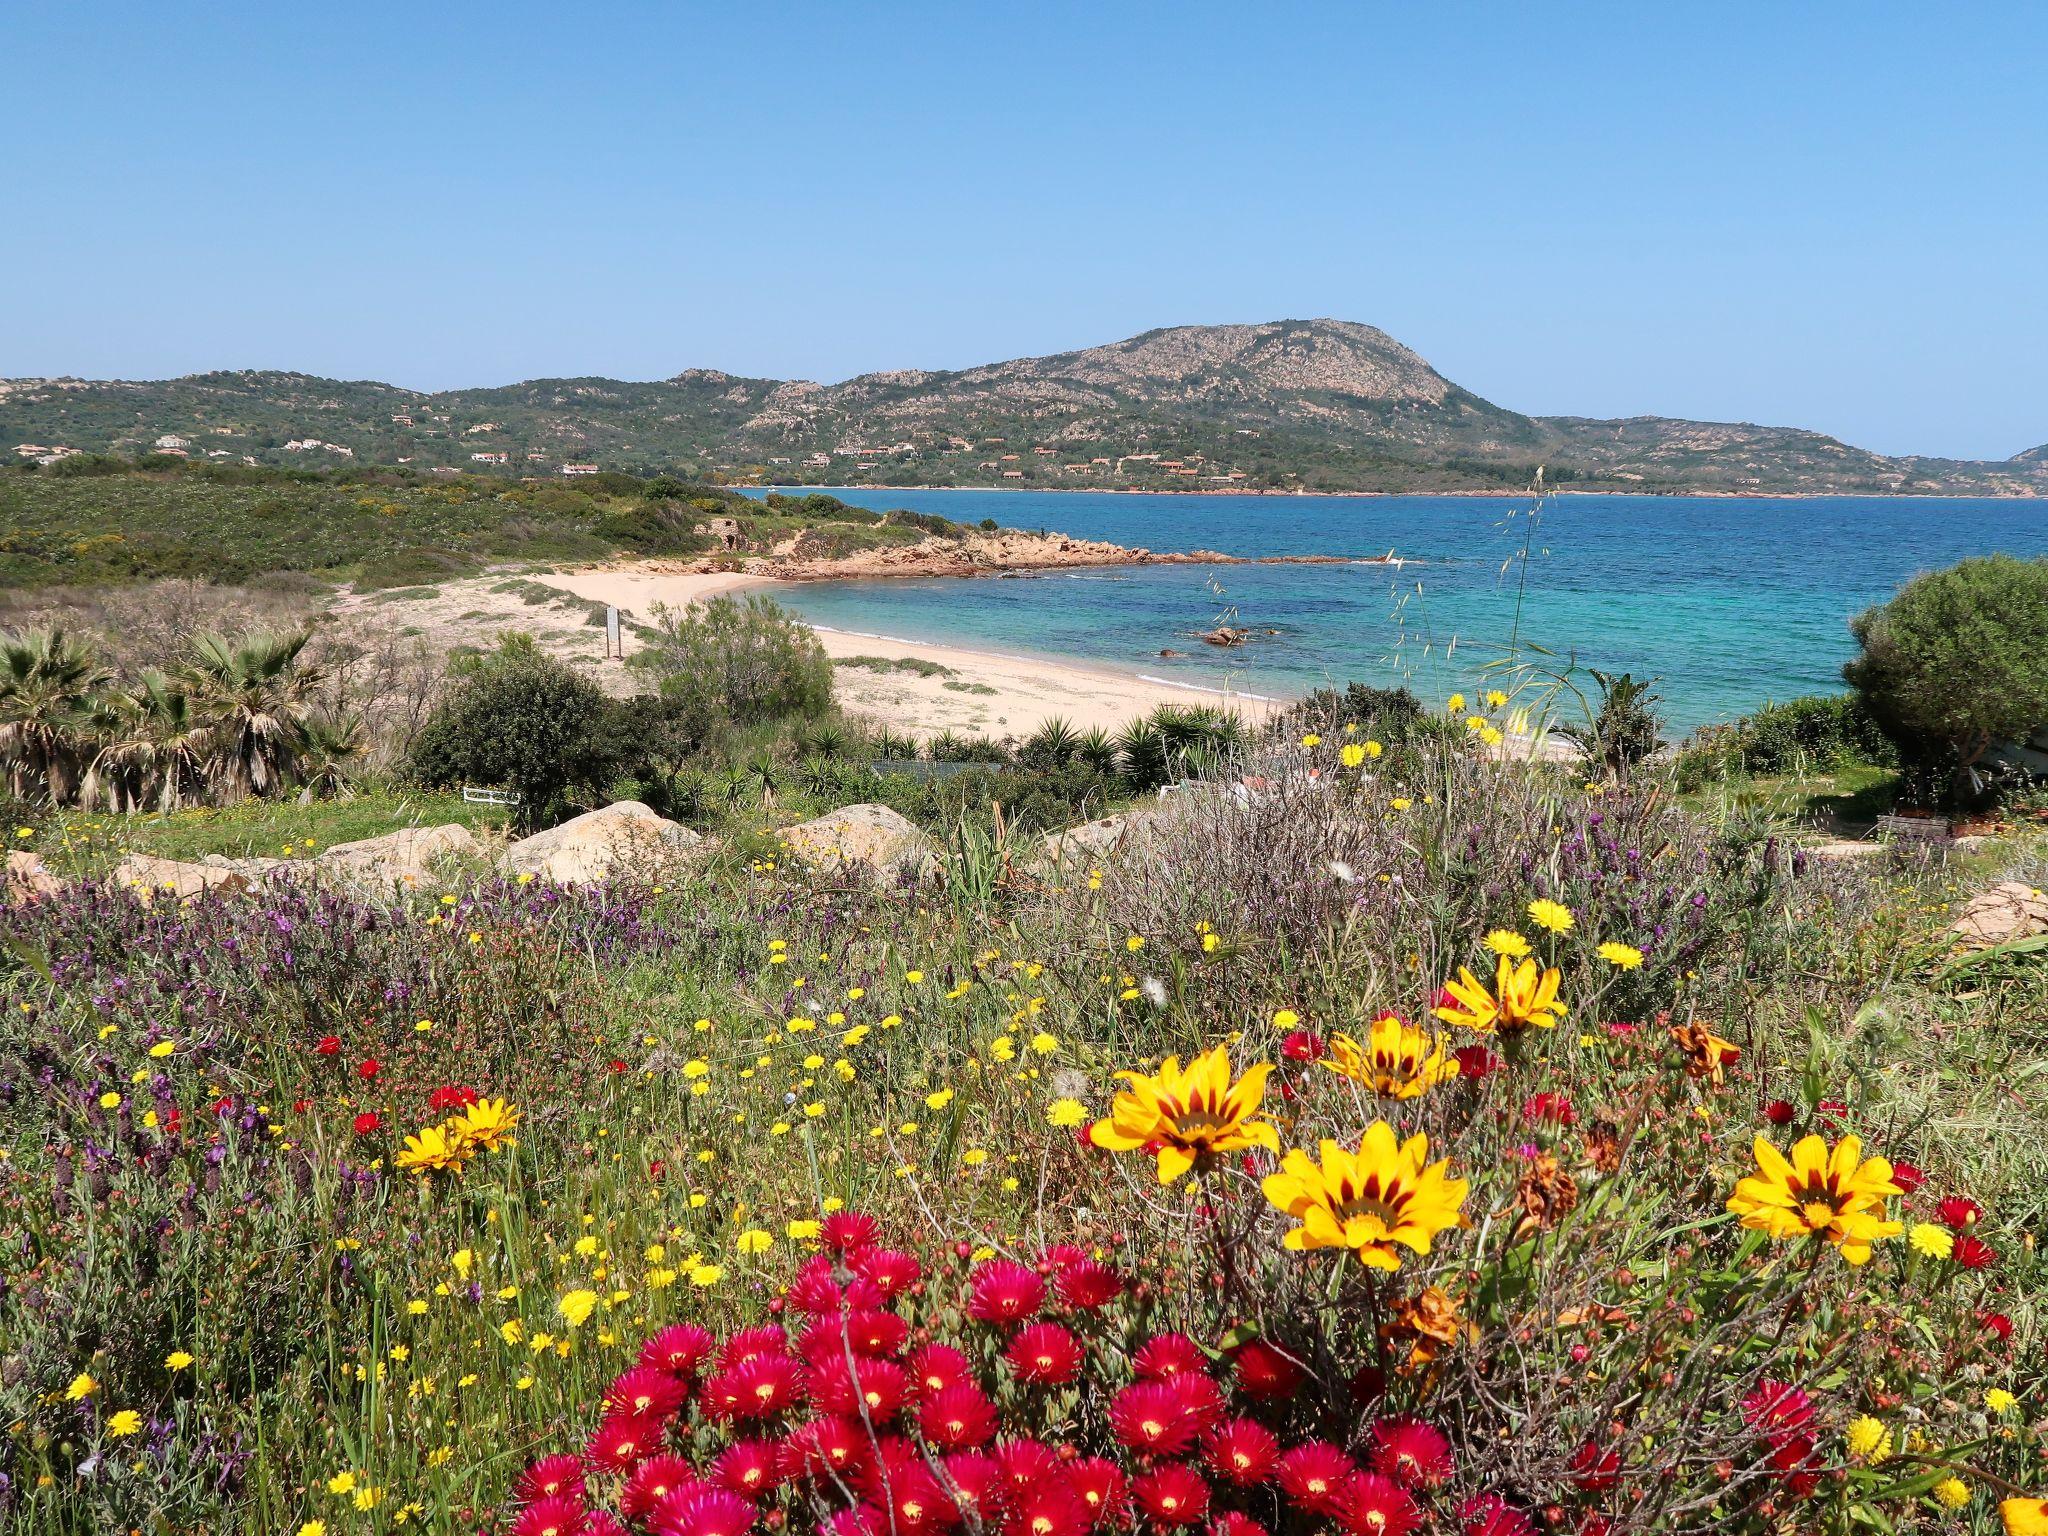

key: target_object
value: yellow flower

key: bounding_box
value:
[99,1091,121,1109]
[106,1409,142,1437]
[448,1097,518,1154]
[1300,733,1322,747]
[65,1372,97,1400]
[1262,1122,1469,1270]
[148,1040,176,1058]
[1434,955,1565,1033]
[1726,1134,1903,1264]
[787,1219,821,1240]
[2002,1498,2048,1535]
[1596,941,1644,970]
[1910,1222,1955,1259]
[1046,1098,1088,1128]
[1323,1014,1459,1100]
[298,1523,329,1536]
[735,1229,772,1255]
[395,1124,467,1174]
[1844,1415,1892,1462]
[962,1150,988,1166]
[1933,1477,1969,1512]
[1090,1044,1280,1183]
[1527,898,1574,934]
[1447,693,1465,715]
[1987,1388,2018,1414]
[165,1351,193,1371]
[326,1471,357,1496]
[1482,929,1531,959]
[689,1264,723,1286]
[925,1088,954,1110]
[556,1289,599,1328]
[1340,743,1366,768]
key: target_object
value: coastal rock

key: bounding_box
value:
[1199,626,1248,647]
[782,804,937,880]
[319,823,480,889]
[112,853,257,901]
[1950,880,2048,948]
[5,851,60,905]
[1038,810,1164,872]
[501,801,704,885]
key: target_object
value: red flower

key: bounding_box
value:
[511,1496,589,1536]
[719,1325,789,1371]
[355,1058,379,1080]
[1979,1311,2014,1344]
[1202,1418,1281,1486]
[1451,1044,1500,1081]
[352,1111,382,1135]
[1007,1323,1084,1385]
[1761,1099,1796,1125]
[1281,1030,1325,1062]
[1277,1442,1356,1515]
[648,1486,758,1536]
[1230,1339,1305,1401]
[622,1456,706,1520]
[429,1084,480,1111]
[868,1464,959,1535]
[1889,1160,1924,1193]
[1340,1473,1421,1536]
[1368,1417,1455,1489]
[1055,1260,1125,1311]
[995,1439,1064,1493]
[1521,1091,1576,1127]
[1006,1476,1091,1536]
[1167,1370,1226,1430]
[823,1210,882,1252]
[1568,1441,1621,1493]
[641,1324,716,1378]
[968,1260,1046,1324]
[606,1366,690,1421]
[315,1035,341,1056]
[1210,1516,1268,1536]
[785,1415,873,1480]
[1068,1457,1130,1528]
[1936,1196,1982,1230]
[586,1410,665,1471]
[1764,1434,1821,1499]
[939,1453,1007,1521]
[701,1355,803,1420]
[1133,1332,1208,1380]
[1814,1098,1847,1126]
[710,1439,785,1500]
[910,1344,973,1396]
[854,1248,923,1298]
[1133,1465,1210,1529]
[1459,1493,1537,1536]
[919,1383,999,1449]
[513,1455,587,1505]
[1954,1235,1997,1270]
[1109,1381,1199,1456]
[584,1518,628,1536]
[802,1309,909,1362]
[1739,1381,1814,1442]
[808,1355,910,1420]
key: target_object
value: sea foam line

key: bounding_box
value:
[805,623,1285,700]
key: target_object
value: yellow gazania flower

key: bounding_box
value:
[1323,1014,1459,1100]
[1527,898,1574,934]
[1090,1044,1279,1183]
[448,1097,519,1154]
[1340,743,1366,768]
[1434,955,1565,1033]
[1726,1134,1904,1264]
[1596,941,1644,970]
[1261,1122,1469,1270]
[2004,1498,2048,1535]
[1482,929,1531,959]
[395,1124,468,1175]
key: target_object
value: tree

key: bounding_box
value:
[406,638,622,829]
[0,628,108,806]
[1843,555,2048,794]
[85,672,211,813]
[630,595,833,747]
[296,709,367,804]
[182,630,323,800]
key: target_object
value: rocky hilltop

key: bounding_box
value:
[5,320,2044,496]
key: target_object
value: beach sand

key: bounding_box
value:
[536,564,1280,737]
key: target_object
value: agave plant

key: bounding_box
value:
[181,630,324,800]
[1020,715,1082,768]
[0,628,109,806]
[84,671,212,813]
[1076,726,1121,776]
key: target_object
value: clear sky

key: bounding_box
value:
[5,1,2043,459]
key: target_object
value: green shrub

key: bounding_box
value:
[629,595,833,747]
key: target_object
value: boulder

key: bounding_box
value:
[501,801,703,885]
[112,853,256,901]
[5,850,61,905]
[1038,810,1162,871]
[782,804,937,880]
[1950,880,2048,948]
[318,823,479,889]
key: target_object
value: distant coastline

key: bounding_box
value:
[752,483,2048,502]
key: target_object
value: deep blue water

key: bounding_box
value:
[743,489,2048,732]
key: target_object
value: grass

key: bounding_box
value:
[835,654,955,678]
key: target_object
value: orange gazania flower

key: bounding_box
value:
[1090,1044,1279,1183]
[1726,1134,1903,1265]
[1433,955,1565,1033]
[1324,1014,1459,1100]
[2002,1499,2048,1536]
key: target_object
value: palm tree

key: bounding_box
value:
[85,672,212,813]
[182,630,324,800]
[296,708,366,804]
[0,628,108,806]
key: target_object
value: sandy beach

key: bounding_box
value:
[536,564,1280,737]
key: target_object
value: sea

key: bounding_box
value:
[741,489,2048,734]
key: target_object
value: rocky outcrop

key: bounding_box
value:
[782,805,937,880]
[319,824,480,889]
[1038,810,1163,872]
[112,853,260,900]
[500,801,703,884]
[1950,881,2048,948]
[4,851,60,905]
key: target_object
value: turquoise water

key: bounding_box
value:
[745,490,2048,733]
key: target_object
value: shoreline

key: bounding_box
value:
[742,483,2048,503]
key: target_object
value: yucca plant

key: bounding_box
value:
[1076,725,1121,776]
[1019,715,1082,768]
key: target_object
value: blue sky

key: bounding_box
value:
[4,1,2043,459]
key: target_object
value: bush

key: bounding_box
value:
[1275,682,1424,742]
[1559,671,1664,780]
[1844,555,2048,797]
[1673,694,1897,789]
[630,595,834,747]
[405,637,624,827]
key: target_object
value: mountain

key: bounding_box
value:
[5,320,2044,496]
